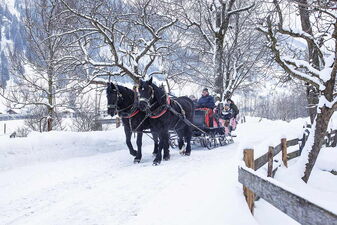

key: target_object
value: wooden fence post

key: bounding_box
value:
[267,146,274,177]
[243,149,255,214]
[4,123,6,135]
[281,138,288,168]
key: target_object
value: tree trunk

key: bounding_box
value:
[306,86,319,123]
[214,33,224,97]
[47,101,53,131]
[302,106,334,182]
[297,0,320,124]
[301,19,337,182]
[47,66,53,132]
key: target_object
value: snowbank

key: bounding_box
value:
[238,117,309,158]
[0,116,335,225]
[316,147,337,172]
[0,128,125,170]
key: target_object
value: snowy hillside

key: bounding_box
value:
[1,117,335,225]
[0,0,25,87]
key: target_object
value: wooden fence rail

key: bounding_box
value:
[254,138,301,171]
[253,129,337,173]
[238,166,337,225]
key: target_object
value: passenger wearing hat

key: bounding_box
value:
[197,88,215,109]
[226,98,239,119]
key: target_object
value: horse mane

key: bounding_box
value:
[117,85,135,104]
[151,83,167,105]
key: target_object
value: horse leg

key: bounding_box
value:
[163,131,170,161]
[134,132,143,163]
[184,127,192,156]
[152,132,159,156]
[124,126,137,157]
[176,130,186,155]
[153,131,164,165]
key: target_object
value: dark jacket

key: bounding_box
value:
[222,108,233,120]
[197,95,215,109]
[230,103,239,117]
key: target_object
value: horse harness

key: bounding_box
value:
[108,85,141,132]
[109,84,205,134]
[141,90,206,134]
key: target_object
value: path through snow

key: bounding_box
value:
[0,117,312,225]
[0,131,257,225]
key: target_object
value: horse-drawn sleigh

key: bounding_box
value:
[106,78,235,165]
[169,106,235,150]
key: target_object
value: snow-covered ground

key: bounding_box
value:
[0,116,336,225]
[0,119,25,136]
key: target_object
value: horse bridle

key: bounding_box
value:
[107,85,133,116]
[139,84,171,118]
[139,84,155,108]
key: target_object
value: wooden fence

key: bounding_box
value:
[238,166,337,225]
[238,129,337,224]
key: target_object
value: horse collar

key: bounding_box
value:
[150,96,171,119]
[122,108,140,118]
[119,94,139,118]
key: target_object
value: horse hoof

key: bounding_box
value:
[163,156,170,161]
[152,161,161,166]
[179,150,186,155]
[134,158,141,164]
[184,152,191,156]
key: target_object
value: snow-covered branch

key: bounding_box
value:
[228,3,255,16]
[273,0,324,63]
[281,57,322,79]
[60,0,175,83]
[258,20,325,89]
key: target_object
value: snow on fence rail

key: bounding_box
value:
[238,166,337,225]
[238,129,337,224]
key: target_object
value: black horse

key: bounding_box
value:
[106,83,159,163]
[138,77,194,165]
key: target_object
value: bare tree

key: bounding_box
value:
[60,0,177,85]
[173,0,256,98]
[248,85,308,121]
[71,98,98,132]
[0,0,84,131]
[258,0,337,182]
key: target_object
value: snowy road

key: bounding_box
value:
[0,131,257,225]
[1,117,315,225]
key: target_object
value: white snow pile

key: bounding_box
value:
[237,117,310,158]
[0,129,124,170]
[0,116,336,225]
